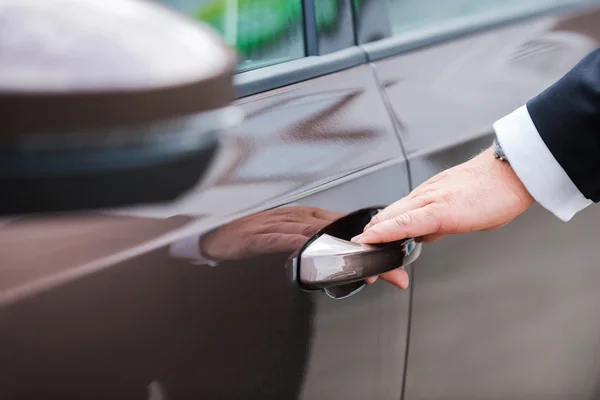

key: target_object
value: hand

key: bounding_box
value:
[352,147,535,287]
[200,207,344,260]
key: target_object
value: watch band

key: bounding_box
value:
[493,137,509,163]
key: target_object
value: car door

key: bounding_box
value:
[359,0,600,399]
[0,1,415,399]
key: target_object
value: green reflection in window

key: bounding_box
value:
[160,0,304,71]
[315,0,342,33]
[161,0,345,71]
[195,0,302,55]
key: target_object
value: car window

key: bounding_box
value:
[387,0,597,35]
[159,0,305,72]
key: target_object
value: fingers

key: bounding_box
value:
[268,207,342,224]
[365,268,409,290]
[354,205,440,244]
[310,208,345,222]
[261,222,323,237]
[364,198,423,231]
[482,221,510,231]
[245,233,308,256]
[420,233,447,243]
[380,268,410,289]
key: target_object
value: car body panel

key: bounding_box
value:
[0,63,411,399]
[4,1,600,399]
[369,5,600,399]
[372,9,598,158]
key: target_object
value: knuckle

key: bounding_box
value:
[394,213,413,228]
[308,208,322,218]
[422,206,443,231]
[265,233,281,247]
[261,222,278,232]
[414,195,432,209]
[301,224,317,237]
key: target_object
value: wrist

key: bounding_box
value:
[493,105,591,221]
[482,146,535,209]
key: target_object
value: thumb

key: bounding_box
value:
[354,206,440,244]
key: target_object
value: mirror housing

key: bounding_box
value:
[0,0,238,214]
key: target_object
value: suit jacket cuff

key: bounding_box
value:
[526,48,600,201]
[494,105,592,221]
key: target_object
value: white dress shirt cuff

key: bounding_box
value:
[493,105,592,222]
[169,234,220,267]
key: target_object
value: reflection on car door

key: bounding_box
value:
[365,2,600,399]
[0,1,414,398]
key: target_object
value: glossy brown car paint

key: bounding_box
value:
[0,65,411,399]
[4,2,600,400]
[371,5,600,400]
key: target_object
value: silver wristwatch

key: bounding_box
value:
[493,137,509,163]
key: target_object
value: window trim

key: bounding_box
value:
[361,1,599,62]
[303,0,319,56]
[235,47,366,98]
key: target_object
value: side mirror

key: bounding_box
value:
[0,0,238,214]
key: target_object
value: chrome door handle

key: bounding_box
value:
[288,207,422,300]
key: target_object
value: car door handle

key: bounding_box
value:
[288,207,422,300]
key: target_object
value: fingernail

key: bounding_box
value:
[351,234,363,243]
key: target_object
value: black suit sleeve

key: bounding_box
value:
[527,48,600,202]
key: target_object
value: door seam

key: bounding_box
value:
[367,62,414,190]
[366,61,415,400]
